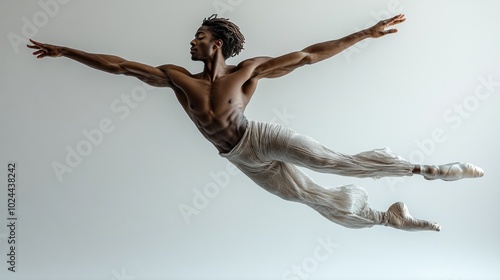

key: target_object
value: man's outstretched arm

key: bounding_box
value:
[251,14,406,79]
[27,39,171,87]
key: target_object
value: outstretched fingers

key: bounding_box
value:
[33,50,47,59]
[382,14,406,34]
[26,39,61,59]
[370,14,406,38]
[388,14,406,25]
[382,29,398,36]
[27,39,45,58]
[27,39,42,49]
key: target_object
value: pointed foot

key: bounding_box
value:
[422,162,484,181]
[384,202,441,232]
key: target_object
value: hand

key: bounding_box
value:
[367,14,406,38]
[27,39,63,59]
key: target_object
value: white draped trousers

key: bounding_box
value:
[220,120,415,229]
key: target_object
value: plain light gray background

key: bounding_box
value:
[1,0,499,279]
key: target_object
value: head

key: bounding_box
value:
[190,14,245,61]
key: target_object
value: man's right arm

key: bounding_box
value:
[27,39,171,87]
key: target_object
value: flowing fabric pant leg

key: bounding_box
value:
[220,121,415,229]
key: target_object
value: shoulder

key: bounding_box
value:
[237,56,272,69]
[157,64,193,76]
[234,57,273,79]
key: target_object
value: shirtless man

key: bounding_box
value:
[28,14,483,231]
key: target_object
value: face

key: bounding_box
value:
[190,26,221,61]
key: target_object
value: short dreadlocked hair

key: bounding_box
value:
[202,14,245,59]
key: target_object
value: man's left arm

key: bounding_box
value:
[251,14,406,80]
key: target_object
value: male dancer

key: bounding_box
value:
[28,14,483,231]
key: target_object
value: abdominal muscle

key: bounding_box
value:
[190,107,249,153]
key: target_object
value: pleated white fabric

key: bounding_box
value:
[220,120,415,229]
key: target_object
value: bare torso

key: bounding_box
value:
[159,61,259,153]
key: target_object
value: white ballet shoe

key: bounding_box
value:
[422,162,484,181]
[384,202,441,232]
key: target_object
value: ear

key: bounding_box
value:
[213,39,223,50]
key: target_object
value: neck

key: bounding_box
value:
[202,53,228,81]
